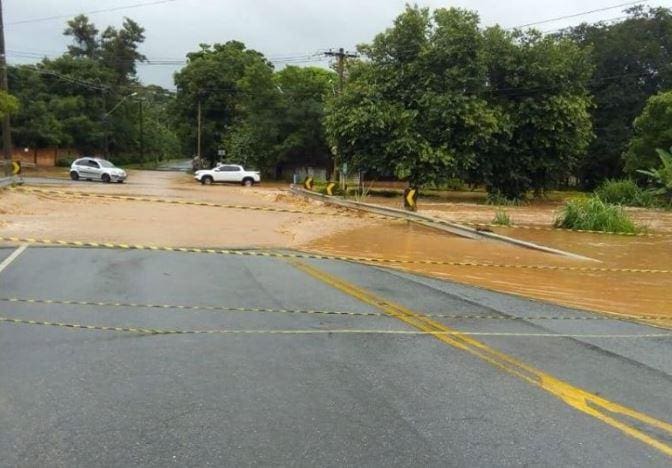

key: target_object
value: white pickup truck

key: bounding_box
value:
[194,164,261,186]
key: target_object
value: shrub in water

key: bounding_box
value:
[594,179,653,207]
[555,197,638,233]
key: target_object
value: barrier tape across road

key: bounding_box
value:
[13,185,672,238]
[10,186,390,220]
[1,316,670,339]
[1,236,671,274]
[465,222,672,238]
[3,297,670,322]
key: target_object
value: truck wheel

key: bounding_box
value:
[70,171,79,181]
[242,178,254,187]
[201,176,213,185]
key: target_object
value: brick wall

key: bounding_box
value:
[11,148,85,167]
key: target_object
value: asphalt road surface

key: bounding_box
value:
[1,246,671,467]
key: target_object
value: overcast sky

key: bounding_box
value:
[4,0,667,89]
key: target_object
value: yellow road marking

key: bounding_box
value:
[290,259,672,457]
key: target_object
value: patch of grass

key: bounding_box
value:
[554,196,638,233]
[492,209,512,226]
[594,179,654,207]
[485,192,525,206]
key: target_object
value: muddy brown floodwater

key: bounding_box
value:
[307,220,672,326]
[4,171,671,326]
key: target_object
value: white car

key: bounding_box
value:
[194,164,261,186]
[70,157,127,183]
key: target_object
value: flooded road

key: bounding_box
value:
[307,222,672,324]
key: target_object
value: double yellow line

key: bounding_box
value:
[291,260,672,458]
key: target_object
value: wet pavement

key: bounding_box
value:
[1,246,671,466]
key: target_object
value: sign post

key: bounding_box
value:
[403,187,418,211]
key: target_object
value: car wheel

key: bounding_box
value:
[201,176,213,185]
[70,171,79,181]
[117,180,124,183]
[242,178,254,187]
[102,173,111,183]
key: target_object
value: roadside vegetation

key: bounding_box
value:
[5,6,672,210]
[555,197,639,233]
[594,179,655,207]
[492,209,513,226]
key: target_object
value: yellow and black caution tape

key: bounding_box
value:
[4,297,671,322]
[1,315,671,338]
[1,297,381,317]
[11,186,390,220]
[465,222,672,238]
[1,236,671,274]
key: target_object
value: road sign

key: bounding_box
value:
[403,187,417,211]
[326,182,336,196]
[217,149,226,156]
[11,161,21,175]
[303,176,314,191]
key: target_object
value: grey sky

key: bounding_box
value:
[4,0,668,88]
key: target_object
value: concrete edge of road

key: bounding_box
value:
[0,176,22,188]
[289,186,597,262]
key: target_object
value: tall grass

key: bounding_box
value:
[594,179,654,207]
[555,197,638,233]
[492,209,512,226]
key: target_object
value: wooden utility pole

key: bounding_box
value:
[324,48,358,93]
[138,99,145,163]
[0,0,12,176]
[196,99,202,159]
[324,48,358,184]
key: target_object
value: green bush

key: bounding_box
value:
[594,179,654,207]
[485,192,524,206]
[492,209,512,226]
[56,156,76,167]
[555,197,638,233]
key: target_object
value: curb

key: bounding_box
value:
[289,186,597,262]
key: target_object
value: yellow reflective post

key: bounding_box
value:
[303,176,314,191]
[404,187,417,211]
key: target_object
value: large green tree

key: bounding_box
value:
[625,91,672,173]
[8,15,177,163]
[173,41,276,163]
[476,28,593,198]
[325,6,592,198]
[326,6,501,188]
[564,7,672,187]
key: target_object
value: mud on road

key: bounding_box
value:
[3,169,671,324]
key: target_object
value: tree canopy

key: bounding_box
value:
[325,6,593,198]
[563,7,672,187]
[7,15,178,164]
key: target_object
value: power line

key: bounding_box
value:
[5,49,327,66]
[511,1,648,29]
[7,0,181,26]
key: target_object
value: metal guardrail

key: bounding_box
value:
[289,186,597,261]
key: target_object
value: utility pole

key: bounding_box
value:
[324,48,358,185]
[196,99,202,159]
[0,0,12,176]
[324,48,358,93]
[138,99,145,164]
